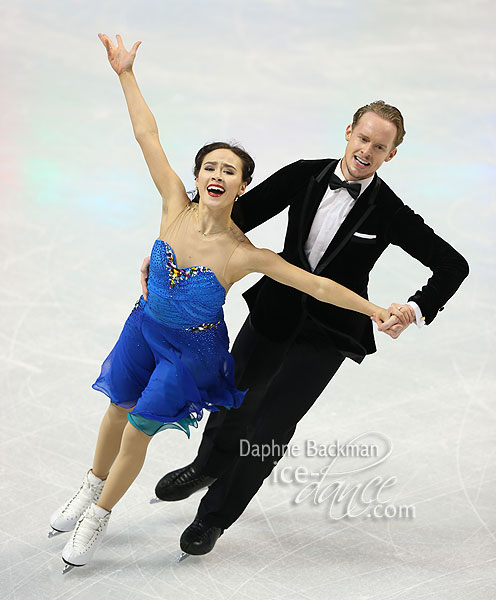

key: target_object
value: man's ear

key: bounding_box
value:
[385,148,397,163]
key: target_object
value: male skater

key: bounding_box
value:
[142,101,469,555]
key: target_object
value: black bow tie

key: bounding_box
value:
[328,173,361,200]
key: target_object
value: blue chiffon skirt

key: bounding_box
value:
[92,297,246,437]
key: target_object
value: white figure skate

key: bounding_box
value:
[48,470,105,538]
[61,503,110,574]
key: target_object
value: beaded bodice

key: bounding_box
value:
[145,240,226,330]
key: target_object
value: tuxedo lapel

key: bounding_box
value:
[297,159,339,268]
[314,175,381,275]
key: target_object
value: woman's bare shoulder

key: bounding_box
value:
[228,223,258,256]
[224,227,262,284]
[227,220,247,242]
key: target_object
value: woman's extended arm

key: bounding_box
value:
[229,244,415,325]
[98,34,187,219]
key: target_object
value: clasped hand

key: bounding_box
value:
[372,303,415,338]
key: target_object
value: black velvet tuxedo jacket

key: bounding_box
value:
[230,158,469,362]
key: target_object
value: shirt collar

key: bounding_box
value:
[334,158,375,196]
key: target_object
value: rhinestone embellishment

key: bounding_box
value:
[165,244,210,289]
[185,320,221,332]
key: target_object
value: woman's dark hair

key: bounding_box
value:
[193,141,255,185]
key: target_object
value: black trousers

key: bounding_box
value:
[194,315,345,529]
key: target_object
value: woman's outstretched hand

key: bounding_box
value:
[373,307,389,324]
[98,33,141,75]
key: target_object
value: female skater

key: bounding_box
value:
[49,34,414,572]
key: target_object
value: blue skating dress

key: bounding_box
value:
[92,207,246,436]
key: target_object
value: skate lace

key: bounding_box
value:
[63,477,104,519]
[72,509,108,551]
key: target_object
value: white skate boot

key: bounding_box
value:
[49,470,105,538]
[61,503,110,573]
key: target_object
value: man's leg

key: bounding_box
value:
[155,316,291,498]
[181,322,345,552]
[196,317,293,476]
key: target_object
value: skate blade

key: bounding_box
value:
[149,497,162,504]
[62,563,76,574]
[48,529,65,539]
[177,551,190,563]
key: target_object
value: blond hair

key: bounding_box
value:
[352,101,406,148]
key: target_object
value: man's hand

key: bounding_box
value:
[141,256,150,300]
[370,302,415,339]
[386,302,415,326]
[371,313,410,339]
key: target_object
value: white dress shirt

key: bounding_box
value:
[303,160,424,327]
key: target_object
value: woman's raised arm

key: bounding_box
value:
[98,33,187,218]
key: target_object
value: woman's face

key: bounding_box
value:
[196,149,247,209]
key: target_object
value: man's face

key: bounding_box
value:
[341,111,398,181]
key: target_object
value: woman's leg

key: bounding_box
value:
[91,402,133,480]
[61,421,153,569]
[96,420,152,512]
[49,402,134,535]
